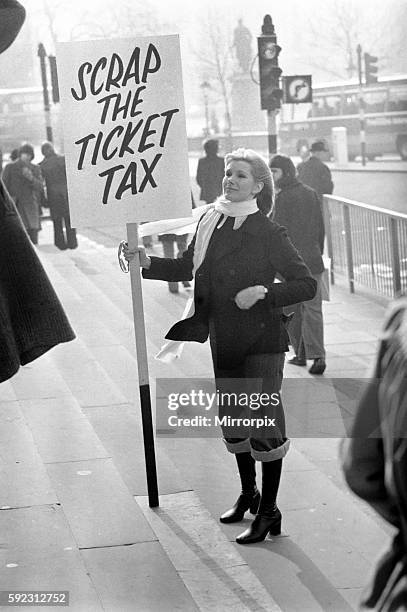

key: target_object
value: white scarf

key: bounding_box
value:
[155,197,259,362]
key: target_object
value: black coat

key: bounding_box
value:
[273,178,325,275]
[297,156,334,199]
[0,180,75,383]
[144,211,316,368]
[39,153,70,220]
[196,155,224,203]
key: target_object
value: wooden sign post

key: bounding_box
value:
[57,35,191,507]
[127,223,158,507]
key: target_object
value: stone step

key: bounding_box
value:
[45,457,155,549]
[0,505,103,611]
[0,401,58,510]
[81,542,199,612]
[137,491,282,612]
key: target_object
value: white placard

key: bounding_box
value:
[57,35,191,227]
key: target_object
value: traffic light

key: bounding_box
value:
[257,28,283,111]
[48,55,60,103]
[364,52,378,85]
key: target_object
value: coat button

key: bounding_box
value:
[229,269,236,276]
[260,322,266,329]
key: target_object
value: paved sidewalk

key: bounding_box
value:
[328,161,407,173]
[0,222,393,611]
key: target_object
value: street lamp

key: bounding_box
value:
[200,80,211,137]
[37,42,53,143]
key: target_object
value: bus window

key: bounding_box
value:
[388,86,407,111]
[364,89,387,113]
[313,95,341,116]
[344,94,358,115]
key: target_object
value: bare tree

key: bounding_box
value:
[192,10,235,149]
[29,0,73,51]
[305,0,362,80]
[102,1,171,38]
[304,0,406,81]
[29,0,171,46]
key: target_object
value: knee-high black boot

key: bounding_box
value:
[236,458,282,543]
[220,452,260,523]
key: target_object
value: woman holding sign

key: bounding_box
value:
[123,148,316,544]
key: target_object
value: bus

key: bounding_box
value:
[278,74,407,160]
[0,86,61,157]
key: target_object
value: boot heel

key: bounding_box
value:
[249,491,260,515]
[268,520,281,536]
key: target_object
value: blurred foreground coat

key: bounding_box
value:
[0,180,75,383]
[342,299,407,610]
[0,0,25,54]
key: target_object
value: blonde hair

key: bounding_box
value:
[224,148,275,215]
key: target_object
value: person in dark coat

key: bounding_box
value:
[0,0,75,384]
[2,142,44,244]
[124,148,317,545]
[39,141,78,250]
[297,140,334,202]
[271,154,326,375]
[196,138,224,203]
[341,298,407,610]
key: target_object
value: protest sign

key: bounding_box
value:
[57,35,191,228]
[56,35,196,507]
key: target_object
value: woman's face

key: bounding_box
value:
[223,160,263,203]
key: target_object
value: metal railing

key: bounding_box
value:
[323,195,407,298]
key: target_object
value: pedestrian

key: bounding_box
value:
[157,192,195,293]
[2,142,45,245]
[39,141,78,250]
[0,0,75,384]
[297,140,334,202]
[341,297,407,610]
[196,138,224,204]
[123,148,316,544]
[271,154,326,375]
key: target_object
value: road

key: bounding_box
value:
[330,167,407,214]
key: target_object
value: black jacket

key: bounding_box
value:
[39,153,70,219]
[143,211,316,368]
[297,156,334,199]
[273,178,325,275]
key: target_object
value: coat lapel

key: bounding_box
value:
[211,211,264,262]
